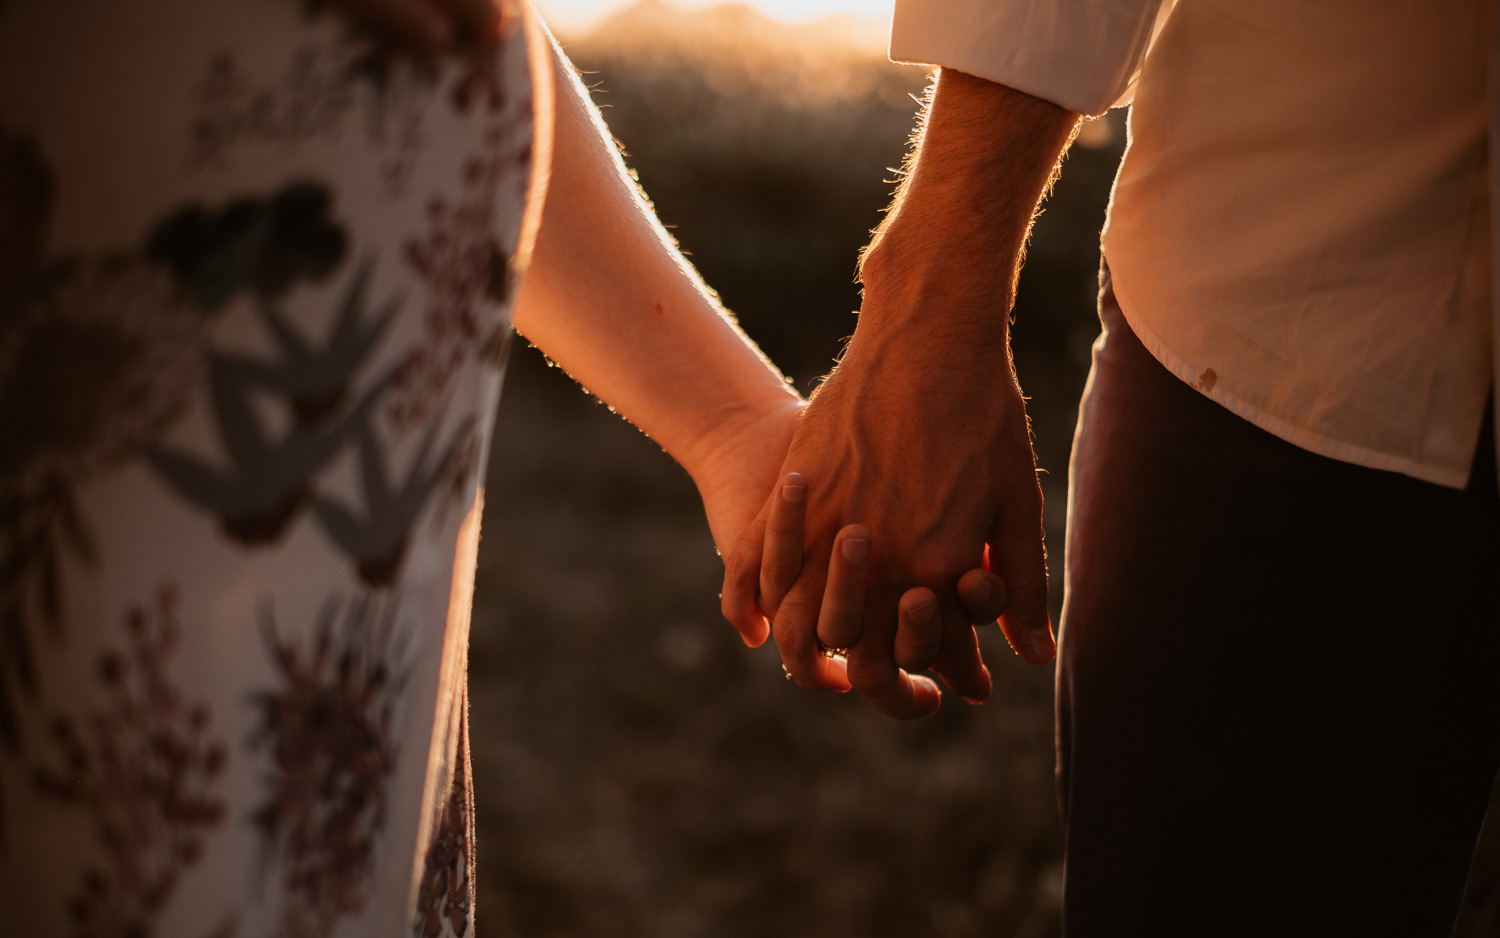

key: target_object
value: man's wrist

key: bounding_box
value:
[857,225,1020,345]
[853,68,1079,344]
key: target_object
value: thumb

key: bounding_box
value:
[987,475,1053,665]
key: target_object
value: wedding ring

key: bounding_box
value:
[816,641,848,658]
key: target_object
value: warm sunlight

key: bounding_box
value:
[539,0,894,33]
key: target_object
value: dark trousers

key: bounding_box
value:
[1057,273,1500,936]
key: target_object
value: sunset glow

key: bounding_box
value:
[538,0,895,32]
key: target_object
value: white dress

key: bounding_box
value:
[0,2,536,935]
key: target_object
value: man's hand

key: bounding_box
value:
[721,70,1080,719]
[734,472,1019,714]
[726,320,1052,718]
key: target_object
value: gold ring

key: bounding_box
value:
[816,641,849,658]
[782,663,794,680]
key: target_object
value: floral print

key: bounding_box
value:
[32,584,230,938]
[251,595,408,938]
[412,701,475,938]
[190,41,432,195]
[389,80,533,431]
[0,1,534,934]
[0,133,203,752]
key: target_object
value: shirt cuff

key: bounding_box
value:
[889,0,1169,116]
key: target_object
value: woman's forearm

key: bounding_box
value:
[510,28,801,477]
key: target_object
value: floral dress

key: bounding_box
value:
[0,2,537,935]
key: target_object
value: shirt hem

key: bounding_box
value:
[1111,293,1472,491]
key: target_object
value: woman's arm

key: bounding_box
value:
[510,27,804,558]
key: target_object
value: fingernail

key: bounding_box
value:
[970,577,992,603]
[1029,628,1055,661]
[913,676,942,715]
[840,537,869,562]
[781,483,805,503]
[910,600,937,624]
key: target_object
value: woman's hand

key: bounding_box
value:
[686,397,805,567]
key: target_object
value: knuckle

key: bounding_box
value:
[822,585,864,616]
[772,599,818,641]
[898,618,942,653]
[759,557,799,588]
[1010,568,1050,602]
[820,616,861,642]
[719,589,752,626]
[905,550,980,590]
[768,509,801,536]
[908,633,944,664]
[832,568,867,601]
[1002,572,1051,623]
[906,558,961,587]
[899,642,941,672]
[907,608,944,639]
[823,629,863,655]
[723,552,756,588]
[845,656,894,695]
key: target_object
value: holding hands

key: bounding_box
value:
[718,322,1055,720]
[716,68,1083,720]
[727,468,1022,719]
[385,2,1082,722]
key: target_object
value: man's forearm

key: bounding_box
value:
[857,69,1080,344]
[730,70,1077,707]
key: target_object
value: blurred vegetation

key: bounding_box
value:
[469,3,1500,936]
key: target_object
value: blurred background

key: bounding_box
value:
[469,2,1500,935]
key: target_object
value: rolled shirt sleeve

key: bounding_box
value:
[890,0,1172,116]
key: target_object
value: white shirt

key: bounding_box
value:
[891,0,1496,489]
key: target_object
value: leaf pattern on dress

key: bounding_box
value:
[311,412,471,588]
[145,181,348,316]
[244,258,403,428]
[145,353,395,546]
[142,216,409,548]
[0,130,202,755]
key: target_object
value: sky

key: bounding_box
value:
[536,0,895,31]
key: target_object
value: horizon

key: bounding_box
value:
[537,0,894,33]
